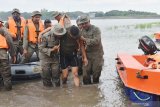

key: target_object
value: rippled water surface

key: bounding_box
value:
[1,19,160,107]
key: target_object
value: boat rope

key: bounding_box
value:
[133,91,151,101]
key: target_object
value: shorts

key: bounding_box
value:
[60,54,79,69]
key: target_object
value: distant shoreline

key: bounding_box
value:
[93,16,160,19]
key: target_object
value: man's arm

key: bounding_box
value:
[4,22,9,29]
[38,35,59,57]
[2,27,16,57]
[85,27,101,46]
[38,27,52,43]
[79,39,88,66]
[23,25,29,49]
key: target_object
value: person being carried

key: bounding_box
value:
[59,25,88,87]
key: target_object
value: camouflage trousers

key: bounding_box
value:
[20,45,39,63]
[40,57,60,87]
[0,59,12,90]
[83,54,104,84]
[14,44,23,64]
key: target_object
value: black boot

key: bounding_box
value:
[83,77,91,85]
[4,83,12,91]
[62,78,67,84]
[55,79,60,87]
[93,77,99,84]
[43,80,52,87]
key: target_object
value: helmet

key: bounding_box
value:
[31,11,42,17]
[51,24,66,36]
[78,15,90,24]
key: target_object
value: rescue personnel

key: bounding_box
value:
[59,25,88,87]
[21,11,44,63]
[5,8,26,63]
[0,19,16,91]
[39,24,66,87]
[52,11,71,29]
[44,19,52,29]
[79,15,104,84]
[38,11,71,38]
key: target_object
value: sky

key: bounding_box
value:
[1,0,160,14]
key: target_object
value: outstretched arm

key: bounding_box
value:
[79,38,88,66]
[38,27,52,43]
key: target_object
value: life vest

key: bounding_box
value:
[27,19,44,44]
[59,14,71,28]
[8,17,26,38]
[0,34,8,49]
[154,33,160,40]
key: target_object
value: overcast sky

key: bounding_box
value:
[1,0,160,14]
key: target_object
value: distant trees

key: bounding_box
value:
[104,10,158,16]
[0,9,159,20]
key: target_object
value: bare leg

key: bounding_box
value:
[72,67,80,87]
[62,68,68,84]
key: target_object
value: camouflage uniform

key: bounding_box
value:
[81,23,104,84]
[0,27,15,90]
[21,11,43,63]
[39,24,66,87]
[5,9,24,63]
[52,11,71,29]
[21,25,39,63]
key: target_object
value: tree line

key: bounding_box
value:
[0,9,159,20]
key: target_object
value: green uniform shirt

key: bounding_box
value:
[81,25,104,56]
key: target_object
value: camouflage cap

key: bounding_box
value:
[79,15,90,24]
[52,11,61,18]
[51,23,66,36]
[12,8,20,14]
[31,11,42,17]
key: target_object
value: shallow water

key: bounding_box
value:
[1,19,160,107]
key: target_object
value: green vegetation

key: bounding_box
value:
[108,22,160,31]
[0,9,160,20]
[135,22,160,29]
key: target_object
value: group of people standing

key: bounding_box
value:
[0,8,104,91]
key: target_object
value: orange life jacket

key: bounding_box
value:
[27,19,44,44]
[59,14,71,28]
[0,34,8,49]
[8,17,26,38]
[154,33,160,40]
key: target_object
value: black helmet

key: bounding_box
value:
[69,25,80,39]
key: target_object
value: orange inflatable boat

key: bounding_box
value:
[116,36,160,106]
[116,53,160,95]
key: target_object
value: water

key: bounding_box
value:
[1,19,160,107]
